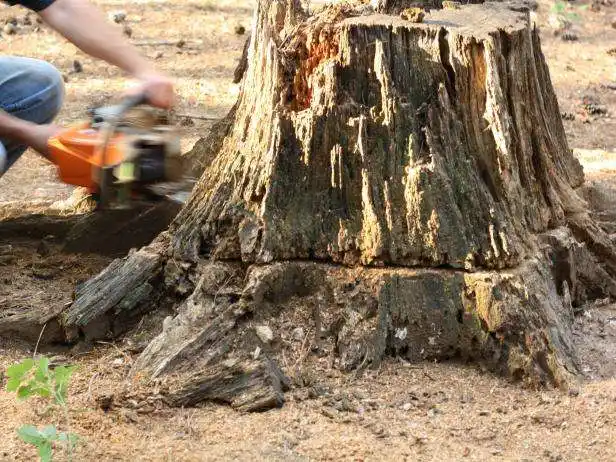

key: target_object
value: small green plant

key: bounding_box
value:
[5,357,78,462]
[551,0,589,23]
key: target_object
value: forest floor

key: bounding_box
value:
[1,0,616,460]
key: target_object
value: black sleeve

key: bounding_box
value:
[3,0,56,12]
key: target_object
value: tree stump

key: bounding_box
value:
[52,0,616,409]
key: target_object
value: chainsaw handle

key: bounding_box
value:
[116,92,149,114]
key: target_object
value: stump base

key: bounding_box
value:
[112,225,610,410]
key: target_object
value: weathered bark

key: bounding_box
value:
[62,241,166,341]
[130,258,581,389]
[540,227,616,307]
[30,0,616,410]
[233,35,251,84]
[166,358,290,411]
[0,306,65,344]
[170,1,585,270]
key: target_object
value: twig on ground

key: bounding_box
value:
[174,113,222,121]
[132,39,203,47]
[32,322,47,358]
[293,329,314,371]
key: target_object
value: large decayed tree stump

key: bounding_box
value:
[53,0,616,410]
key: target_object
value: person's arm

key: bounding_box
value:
[39,0,174,108]
[0,110,60,157]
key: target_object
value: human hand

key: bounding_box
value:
[25,123,64,158]
[128,72,176,109]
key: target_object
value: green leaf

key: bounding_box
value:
[17,425,59,462]
[38,442,53,462]
[22,381,46,400]
[17,425,45,445]
[6,359,34,391]
[6,376,23,393]
[34,385,52,399]
[39,425,58,440]
[52,365,75,404]
[17,384,34,400]
[53,365,75,384]
[34,357,50,382]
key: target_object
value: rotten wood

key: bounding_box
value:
[170,1,586,270]
[166,358,290,411]
[0,309,65,344]
[62,243,165,341]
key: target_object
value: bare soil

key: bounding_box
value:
[1,0,616,460]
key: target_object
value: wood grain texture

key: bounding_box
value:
[170,1,585,271]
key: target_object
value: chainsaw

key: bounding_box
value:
[47,94,190,210]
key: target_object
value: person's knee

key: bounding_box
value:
[0,57,65,124]
[0,142,7,176]
[33,60,64,123]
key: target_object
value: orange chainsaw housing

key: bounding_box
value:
[47,123,125,190]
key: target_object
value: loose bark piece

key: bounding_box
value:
[0,308,64,344]
[540,226,616,306]
[165,358,290,411]
[62,242,165,341]
[567,213,616,276]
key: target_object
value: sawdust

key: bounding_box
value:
[0,240,109,315]
[1,340,616,461]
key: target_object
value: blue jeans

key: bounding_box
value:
[0,56,64,177]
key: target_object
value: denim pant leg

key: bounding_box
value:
[0,56,64,176]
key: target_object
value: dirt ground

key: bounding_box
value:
[1,0,616,460]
